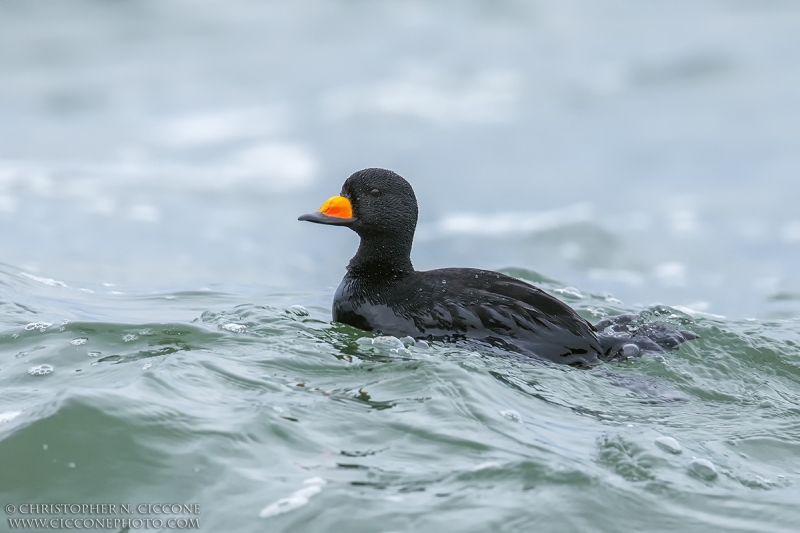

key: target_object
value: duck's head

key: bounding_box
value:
[299,168,418,240]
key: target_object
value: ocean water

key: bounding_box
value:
[1,0,800,532]
[2,266,800,532]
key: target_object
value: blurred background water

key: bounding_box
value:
[1,0,798,318]
[1,1,799,532]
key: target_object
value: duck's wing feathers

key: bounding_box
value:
[412,269,602,363]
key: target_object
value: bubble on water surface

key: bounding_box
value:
[142,363,152,370]
[416,340,430,349]
[25,321,52,332]
[654,436,682,454]
[122,334,138,342]
[29,365,54,376]
[138,328,157,336]
[399,336,416,346]
[372,336,405,350]
[689,458,718,480]
[223,323,247,333]
[71,338,88,346]
[356,337,374,346]
[621,344,640,358]
[88,352,101,357]
[287,305,309,317]
[259,477,327,518]
[397,347,412,356]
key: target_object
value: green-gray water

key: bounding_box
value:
[2,265,799,532]
[2,0,800,531]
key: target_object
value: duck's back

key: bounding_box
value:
[334,267,603,365]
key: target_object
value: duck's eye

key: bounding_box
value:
[369,188,381,197]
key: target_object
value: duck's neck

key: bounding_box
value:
[347,233,414,281]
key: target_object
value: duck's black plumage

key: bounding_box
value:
[300,168,694,366]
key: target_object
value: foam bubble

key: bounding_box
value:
[399,336,416,346]
[689,458,717,480]
[25,322,53,332]
[29,365,54,376]
[259,477,327,518]
[654,436,682,454]
[372,336,405,350]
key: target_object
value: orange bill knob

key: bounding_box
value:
[318,196,353,219]
[298,195,355,225]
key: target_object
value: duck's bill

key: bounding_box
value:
[298,212,356,225]
[298,195,356,226]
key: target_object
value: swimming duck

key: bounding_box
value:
[300,168,695,366]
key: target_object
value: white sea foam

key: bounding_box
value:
[259,477,327,518]
[0,139,317,202]
[554,287,583,299]
[672,305,725,319]
[0,411,22,424]
[25,322,53,332]
[22,272,68,288]
[417,203,593,241]
[29,365,54,376]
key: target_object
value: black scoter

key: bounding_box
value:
[299,168,695,366]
